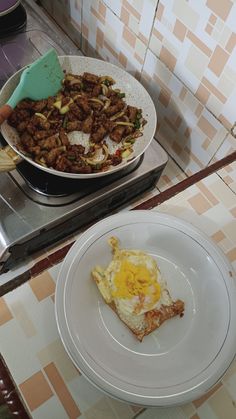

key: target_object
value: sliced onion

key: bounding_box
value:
[82,144,109,165]
[101,84,108,96]
[35,112,47,120]
[89,98,104,106]
[110,111,125,121]
[103,99,111,110]
[114,121,134,127]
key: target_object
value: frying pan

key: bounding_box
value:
[0,56,157,179]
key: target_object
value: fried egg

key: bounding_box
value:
[92,236,171,316]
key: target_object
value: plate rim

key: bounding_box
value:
[55,211,236,406]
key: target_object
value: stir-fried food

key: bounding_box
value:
[7,72,147,174]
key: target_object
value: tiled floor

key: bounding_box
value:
[0,166,235,419]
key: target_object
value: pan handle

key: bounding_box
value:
[0,146,22,172]
[0,105,13,125]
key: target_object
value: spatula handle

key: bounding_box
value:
[0,104,13,125]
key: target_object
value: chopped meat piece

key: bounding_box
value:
[54,155,71,171]
[111,154,122,165]
[92,84,101,97]
[20,132,34,145]
[109,126,126,143]
[34,130,53,141]
[47,96,55,108]
[104,101,125,117]
[70,163,92,173]
[16,99,34,110]
[33,99,47,113]
[76,97,91,114]
[40,135,58,150]
[82,115,94,133]
[90,126,108,143]
[68,144,85,156]
[82,72,100,84]
[66,121,82,131]
[127,105,138,122]
[69,103,84,120]
[16,121,28,133]
[59,128,69,145]
[38,119,51,130]
[27,145,41,155]
[26,123,36,135]
[7,111,19,127]
[45,148,63,166]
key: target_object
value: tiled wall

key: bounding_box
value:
[40,0,236,174]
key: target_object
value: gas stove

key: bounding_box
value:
[0,0,168,274]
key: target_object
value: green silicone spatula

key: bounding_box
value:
[0,48,64,125]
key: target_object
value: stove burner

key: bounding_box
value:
[0,3,27,37]
[17,157,143,197]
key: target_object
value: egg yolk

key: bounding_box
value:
[111,260,161,302]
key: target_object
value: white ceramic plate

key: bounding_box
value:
[55,211,236,406]
[0,56,156,179]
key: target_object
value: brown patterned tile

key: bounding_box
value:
[195,84,210,105]
[173,19,187,41]
[91,6,105,24]
[29,271,55,302]
[123,27,136,48]
[208,385,236,419]
[209,13,217,25]
[188,192,211,214]
[202,77,227,103]
[152,27,163,41]
[206,0,233,21]
[156,2,164,21]
[96,27,104,47]
[179,86,188,100]
[211,230,226,242]
[120,6,129,25]
[208,46,230,77]
[44,362,81,418]
[205,23,213,35]
[103,40,119,59]
[227,248,236,263]
[193,381,222,408]
[197,181,219,204]
[195,104,204,118]
[0,297,13,326]
[123,0,140,20]
[160,46,177,72]
[202,138,211,150]
[19,371,53,411]
[159,89,171,107]
[218,114,232,131]
[98,2,106,18]
[197,115,217,139]
[187,31,212,56]
[118,51,127,67]
[225,32,236,53]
